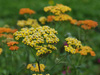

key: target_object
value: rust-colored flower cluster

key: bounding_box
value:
[47,15,55,22]
[70,19,77,25]
[65,37,96,56]
[7,41,19,51]
[0,34,14,38]
[71,19,98,30]
[0,27,17,34]
[19,8,36,15]
[0,27,17,43]
[76,46,96,56]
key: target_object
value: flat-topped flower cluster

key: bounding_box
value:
[14,26,59,56]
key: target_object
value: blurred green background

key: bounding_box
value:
[0,0,100,75]
[0,0,100,27]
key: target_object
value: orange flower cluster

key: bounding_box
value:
[0,28,17,43]
[76,46,96,56]
[19,8,36,15]
[7,41,19,46]
[9,46,19,51]
[7,41,19,51]
[0,34,14,38]
[71,19,98,30]
[47,15,55,22]
[70,19,77,24]
[0,28,17,34]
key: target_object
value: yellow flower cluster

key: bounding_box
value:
[64,37,96,56]
[44,4,71,15]
[44,4,72,22]
[53,14,72,21]
[27,63,45,72]
[39,16,47,24]
[14,26,59,56]
[64,37,82,54]
[17,18,40,28]
[0,48,3,55]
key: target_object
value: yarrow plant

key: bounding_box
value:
[44,4,72,22]
[71,19,98,30]
[44,4,71,15]
[46,15,55,22]
[0,27,17,43]
[0,48,3,55]
[13,4,98,75]
[19,8,36,15]
[7,41,19,51]
[27,63,46,72]
[14,26,59,56]
[39,17,47,24]
[27,63,50,75]
[64,37,96,56]
[17,18,40,28]
[64,37,82,54]
[0,3,98,75]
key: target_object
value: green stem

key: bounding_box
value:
[76,55,82,75]
[11,52,14,75]
[26,48,29,65]
[30,48,41,74]
[78,27,80,40]
[37,60,41,74]
[84,30,87,44]
[4,45,8,75]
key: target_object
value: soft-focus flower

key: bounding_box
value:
[72,20,98,30]
[97,59,100,63]
[17,18,40,28]
[0,34,14,38]
[9,46,19,51]
[27,63,45,72]
[19,8,35,15]
[62,70,66,74]
[53,14,72,21]
[47,15,55,22]
[7,41,19,46]
[64,37,82,54]
[0,27,17,34]
[90,51,96,56]
[7,41,19,51]
[76,46,96,56]
[17,20,26,27]
[39,17,47,24]
[77,46,92,55]
[44,4,71,15]
[0,48,3,55]
[64,42,68,46]
[70,19,77,24]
